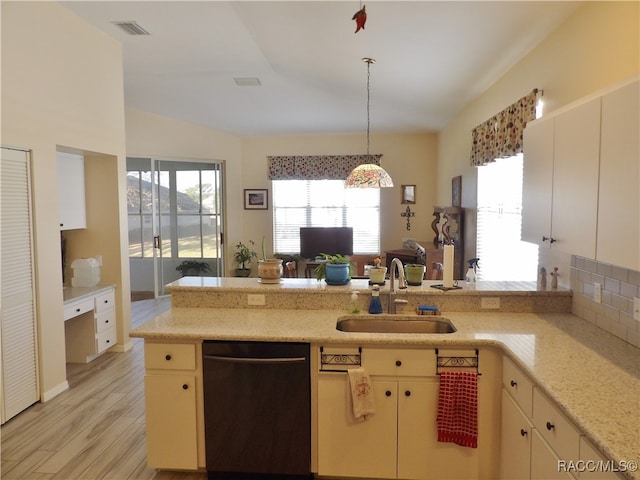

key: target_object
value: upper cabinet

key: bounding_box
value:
[57,152,87,230]
[522,98,601,258]
[522,77,639,270]
[596,81,639,271]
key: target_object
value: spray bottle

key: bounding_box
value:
[465,258,479,283]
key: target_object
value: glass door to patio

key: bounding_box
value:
[127,157,224,297]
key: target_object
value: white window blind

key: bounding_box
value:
[476,154,538,281]
[272,180,380,255]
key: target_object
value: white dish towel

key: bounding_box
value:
[347,368,376,422]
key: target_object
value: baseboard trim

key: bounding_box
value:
[42,380,69,402]
[110,340,133,353]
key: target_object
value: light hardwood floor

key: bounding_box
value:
[1,297,207,480]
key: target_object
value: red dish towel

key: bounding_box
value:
[437,371,478,448]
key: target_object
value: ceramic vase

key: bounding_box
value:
[258,259,283,283]
[369,266,387,285]
[325,263,350,285]
[405,264,426,286]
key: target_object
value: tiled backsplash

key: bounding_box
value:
[570,255,640,347]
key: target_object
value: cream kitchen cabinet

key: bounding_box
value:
[317,346,490,480]
[64,286,116,363]
[500,356,624,480]
[522,77,639,267]
[57,151,87,230]
[596,80,640,271]
[143,342,204,470]
[500,389,533,480]
[522,97,601,258]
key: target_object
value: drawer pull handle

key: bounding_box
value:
[76,308,81,313]
[395,360,402,367]
[546,421,555,431]
[182,384,189,390]
[510,380,517,387]
[520,429,528,437]
[105,320,109,323]
[385,390,392,397]
[106,340,110,344]
[404,390,411,397]
[104,300,109,304]
[165,354,172,361]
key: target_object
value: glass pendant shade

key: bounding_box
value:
[346,57,394,189]
[345,163,394,188]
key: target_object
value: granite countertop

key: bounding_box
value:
[165,276,572,295]
[131,306,639,474]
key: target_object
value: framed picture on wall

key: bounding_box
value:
[451,176,462,207]
[401,185,416,204]
[244,189,268,210]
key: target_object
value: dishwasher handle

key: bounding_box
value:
[204,354,307,365]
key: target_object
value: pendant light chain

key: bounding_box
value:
[364,57,375,159]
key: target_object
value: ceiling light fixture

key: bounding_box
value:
[345,58,393,188]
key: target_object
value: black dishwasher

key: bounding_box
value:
[202,341,311,479]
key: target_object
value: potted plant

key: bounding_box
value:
[234,240,257,277]
[314,253,352,285]
[368,257,387,285]
[405,263,426,286]
[176,259,212,277]
[257,236,283,283]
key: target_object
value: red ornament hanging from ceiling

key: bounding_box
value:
[352,4,367,33]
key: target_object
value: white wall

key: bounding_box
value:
[1,2,128,399]
[437,1,640,285]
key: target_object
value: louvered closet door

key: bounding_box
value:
[1,146,39,424]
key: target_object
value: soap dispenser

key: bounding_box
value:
[368,285,383,314]
[465,258,479,283]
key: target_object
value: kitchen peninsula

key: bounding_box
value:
[131,278,639,479]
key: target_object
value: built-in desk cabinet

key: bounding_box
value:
[64,286,116,363]
[57,151,87,231]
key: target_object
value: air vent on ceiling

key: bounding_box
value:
[112,21,150,36]
[234,78,261,87]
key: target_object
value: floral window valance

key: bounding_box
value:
[268,154,383,180]
[470,89,539,167]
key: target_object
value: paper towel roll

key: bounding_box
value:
[443,244,454,288]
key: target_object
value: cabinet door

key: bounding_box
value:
[144,374,198,470]
[522,118,554,245]
[397,381,435,480]
[317,374,397,479]
[500,390,532,480]
[551,98,601,257]
[57,152,86,230]
[597,80,639,270]
[531,429,576,480]
[578,437,624,480]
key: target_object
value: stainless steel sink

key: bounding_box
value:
[336,315,456,334]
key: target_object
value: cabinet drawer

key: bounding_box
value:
[95,289,115,314]
[95,309,115,334]
[363,347,435,376]
[145,343,196,371]
[503,356,534,417]
[97,327,116,353]
[64,298,94,321]
[532,387,581,463]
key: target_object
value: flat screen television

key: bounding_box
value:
[299,227,353,259]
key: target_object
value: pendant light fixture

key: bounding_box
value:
[345,58,394,188]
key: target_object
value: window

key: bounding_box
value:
[476,154,538,280]
[272,180,380,255]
